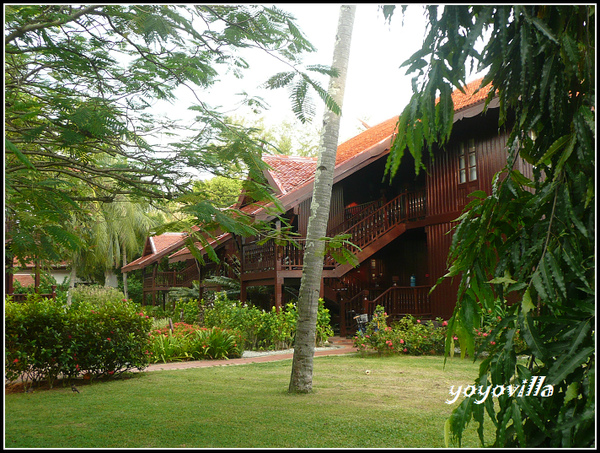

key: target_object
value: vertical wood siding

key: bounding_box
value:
[425,128,513,319]
[426,221,459,320]
[426,146,459,217]
[426,128,511,218]
[297,184,344,238]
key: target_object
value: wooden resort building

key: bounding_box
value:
[122,78,530,335]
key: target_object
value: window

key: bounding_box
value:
[459,139,477,183]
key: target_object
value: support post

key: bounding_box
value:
[340,297,347,337]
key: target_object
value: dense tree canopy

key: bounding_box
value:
[5,5,336,269]
[384,5,594,448]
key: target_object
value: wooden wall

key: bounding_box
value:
[297,184,344,238]
[426,222,460,320]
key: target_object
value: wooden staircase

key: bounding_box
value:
[241,189,426,278]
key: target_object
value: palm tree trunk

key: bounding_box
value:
[67,264,77,305]
[122,249,128,300]
[288,4,355,393]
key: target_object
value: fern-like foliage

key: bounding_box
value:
[386,5,595,448]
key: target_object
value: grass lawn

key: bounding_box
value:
[4,353,489,448]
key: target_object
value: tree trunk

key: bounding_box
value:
[288,4,355,393]
[104,269,118,288]
[67,265,77,305]
[122,249,128,300]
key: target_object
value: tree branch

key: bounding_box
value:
[5,5,103,45]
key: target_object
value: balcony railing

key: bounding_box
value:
[241,189,426,275]
[143,264,199,290]
[365,286,432,319]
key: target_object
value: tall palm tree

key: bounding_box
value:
[288,4,356,393]
[67,196,157,302]
[95,197,157,291]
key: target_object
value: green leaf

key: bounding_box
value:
[554,133,576,179]
[547,346,594,385]
[564,382,579,404]
[5,139,36,170]
[535,134,570,166]
[521,287,535,315]
[519,312,546,361]
[515,394,551,436]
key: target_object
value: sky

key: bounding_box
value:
[157,4,432,146]
[265,4,430,141]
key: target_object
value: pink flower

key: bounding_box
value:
[453,336,458,340]
[400,339,405,344]
[403,348,408,353]
[13,358,19,364]
[490,341,496,345]
[417,319,421,323]
[442,321,448,326]
[107,338,111,341]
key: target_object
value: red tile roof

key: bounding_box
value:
[263,155,317,195]
[450,77,492,112]
[122,232,187,272]
[149,232,187,254]
[14,274,35,287]
[335,116,400,165]
[168,233,232,263]
[262,77,492,195]
[11,258,68,269]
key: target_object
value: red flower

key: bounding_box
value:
[108,371,114,375]
[107,338,111,341]
[13,358,19,363]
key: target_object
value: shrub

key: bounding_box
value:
[147,323,241,362]
[5,293,152,389]
[69,285,126,308]
[192,327,242,360]
[353,306,448,356]
[173,299,201,324]
[203,293,333,351]
[5,294,68,387]
[353,305,525,357]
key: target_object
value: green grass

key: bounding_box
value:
[5,354,489,448]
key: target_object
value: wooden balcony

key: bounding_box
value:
[241,189,426,278]
[7,286,57,303]
[143,264,199,292]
